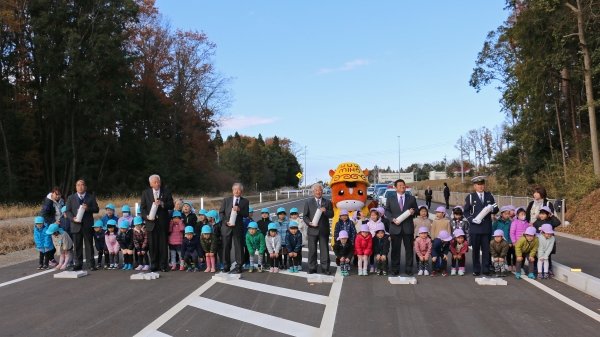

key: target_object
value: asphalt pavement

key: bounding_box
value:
[1,195,599,336]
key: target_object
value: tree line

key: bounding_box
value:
[0,0,300,202]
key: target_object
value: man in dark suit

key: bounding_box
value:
[303,184,334,275]
[424,186,433,208]
[464,175,498,276]
[385,179,418,275]
[65,179,99,270]
[140,174,174,272]
[443,183,450,209]
[219,183,250,273]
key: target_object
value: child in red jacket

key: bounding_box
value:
[355,224,373,276]
[450,229,469,276]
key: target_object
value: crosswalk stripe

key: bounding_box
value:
[189,297,320,337]
[141,330,171,337]
[219,279,328,305]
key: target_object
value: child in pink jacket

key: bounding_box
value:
[414,227,432,276]
[354,224,373,276]
[105,220,121,269]
[169,211,186,270]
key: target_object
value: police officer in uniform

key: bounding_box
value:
[464,176,498,276]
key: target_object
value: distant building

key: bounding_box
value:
[378,172,414,184]
[451,167,471,177]
[429,171,447,180]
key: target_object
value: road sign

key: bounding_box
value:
[296,172,303,179]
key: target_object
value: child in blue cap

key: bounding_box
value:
[33,216,54,270]
[133,216,149,271]
[59,206,72,241]
[101,204,118,228]
[257,208,272,269]
[181,226,203,272]
[286,221,303,273]
[206,210,223,269]
[246,221,266,273]
[47,223,73,270]
[105,220,120,269]
[274,207,289,270]
[289,207,305,271]
[93,220,108,269]
[117,220,134,270]
[118,205,133,229]
[200,225,218,273]
[242,207,255,269]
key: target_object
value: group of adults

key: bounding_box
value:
[423,183,450,209]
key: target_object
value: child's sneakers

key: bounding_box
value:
[370,267,375,273]
[500,271,506,277]
[186,267,192,272]
[417,270,424,276]
[180,265,185,271]
[171,265,177,271]
[376,269,382,276]
[528,273,535,279]
[537,273,543,279]
[127,264,133,270]
[543,273,549,279]
[257,265,263,273]
[458,267,465,276]
[273,267,279,273]
[270,267,275,273]
[37,264,43,270]
[430,271,436,277]
[515,273,521,279]
[103,264,108,270]
[135,264,144,271]
[248,267,254,273]
[441,270,448,277]
[297,265,302,271]
[382,270,387,276]
[142,265,149,271]
[423,270,429,276]
[193,268,199,272]
[450,268,457,276]
[49,260,58,267]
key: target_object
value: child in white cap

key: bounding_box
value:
[431,206,451,241]
[537,224,555,279]
[333,230,354,276]
[490,229,509,277]
[414,227,432,276]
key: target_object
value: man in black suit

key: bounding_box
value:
[464,175,498,276]
[219,183,250,273]
[443,182,450,209]
[384,179,418,275]
[424,186,433,208]
[303,184,334,275]
[140,174,174,272]
[65,179,99,270]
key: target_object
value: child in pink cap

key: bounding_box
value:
[537,224,555,279]
[354,224,373,276]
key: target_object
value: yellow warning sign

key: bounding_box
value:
[296,172,303,179]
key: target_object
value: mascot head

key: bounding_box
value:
[329,162,370,211]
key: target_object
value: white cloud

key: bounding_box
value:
[317,59,371,75]
[221,115,280,130]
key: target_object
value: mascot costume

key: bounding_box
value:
[329,162,377,246]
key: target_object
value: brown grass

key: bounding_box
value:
[556,187,600,240]
[0,224,34,255]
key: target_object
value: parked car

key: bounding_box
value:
[323,187,331,195]
[370,184,390,198]
[367,187,375,199]
[380,188,414,207]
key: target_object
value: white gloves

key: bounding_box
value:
[487,205,495,212]
[472,218,482,224]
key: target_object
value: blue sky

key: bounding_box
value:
[155,0,508,184]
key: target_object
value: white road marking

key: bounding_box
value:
[319,267,344,336]
[221,279,328,304]
[142,330,171,337]
[188,297,320,337]
[133,279,217,337]
[0,269,55,288]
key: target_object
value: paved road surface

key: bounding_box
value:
[1,196,599,336]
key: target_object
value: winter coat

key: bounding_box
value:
[366,219,382,238]
[355,219,368,236]
[431,238,450,259]
[537,235,555,259]
[285,230,303,254]
[257,218,272,236]
[334,218,357,243]
[194,219,209,238]
[489,238,509,258]
[206,221,222,244]
[117,228,134,250]
[200,233,219,254]
[118,214,134,229]
[414,236,432,258]
[509,219,529,244]
[275,218,290,246]
[168,219,185,245]
[181,235,203,256]
[265,234,281,254]
[532,216,561,233]
[133,228,148,252]
[381,217,391,233]
[333,240,354,259]
[526,199,554,223]
[41,197,58,225]
[290,216,308,246]
[59,216,71,237]
[450,217,470,239]
[413,216,432,238]
[182,212,198,229]
[431,219,451,241]
[93,229,107,251]
[246,231,266,255]
[515,235,539,257]
[449,239,469,256]
[100,214,119,228]
[51,230,73,255]
[33,224,53,253]
[492,218,512,244]
[372,234,390,256]
[105,231,120,253]
[354,233,373,256]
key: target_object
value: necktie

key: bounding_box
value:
[479,193,483,202]
[235,198,239,206]
[317,199,321,208]
[154,191,158,201]
[399,195,403,211]
[79,196,84,206]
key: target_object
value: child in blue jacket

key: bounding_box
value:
[286,221,303,273]
[181,226,204,272]
[431,230,452,277]
[33,216,55,269]
[100,204,119,229]
[92,220,108,269]
[59,206,72,240]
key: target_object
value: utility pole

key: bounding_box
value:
[304,146,307,188]
[460,136,464,183]
[397,136,401,179]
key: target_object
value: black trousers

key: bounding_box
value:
[222,233,243,269]
[148,228,168,269]
[73,229,94,268]
[390,232,414,272]
[308,234,330,271]
[470,233,491,273]
[426,198,432,208]
[444,197,450,209]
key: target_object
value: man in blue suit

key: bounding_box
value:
[464,176,498,276]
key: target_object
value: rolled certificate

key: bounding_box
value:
[229,210,237,225]
[312,209,322,225]
[148,203,158,220]
[395,210,411,224]
[75,206,85,222]
[474,206,491,222]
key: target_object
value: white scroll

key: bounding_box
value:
[75,206,85,222]
[474,206,491,223]
[395,210,412,224]
[148,203,158,220]
[312,209,322,225]
[229,210,237,225]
